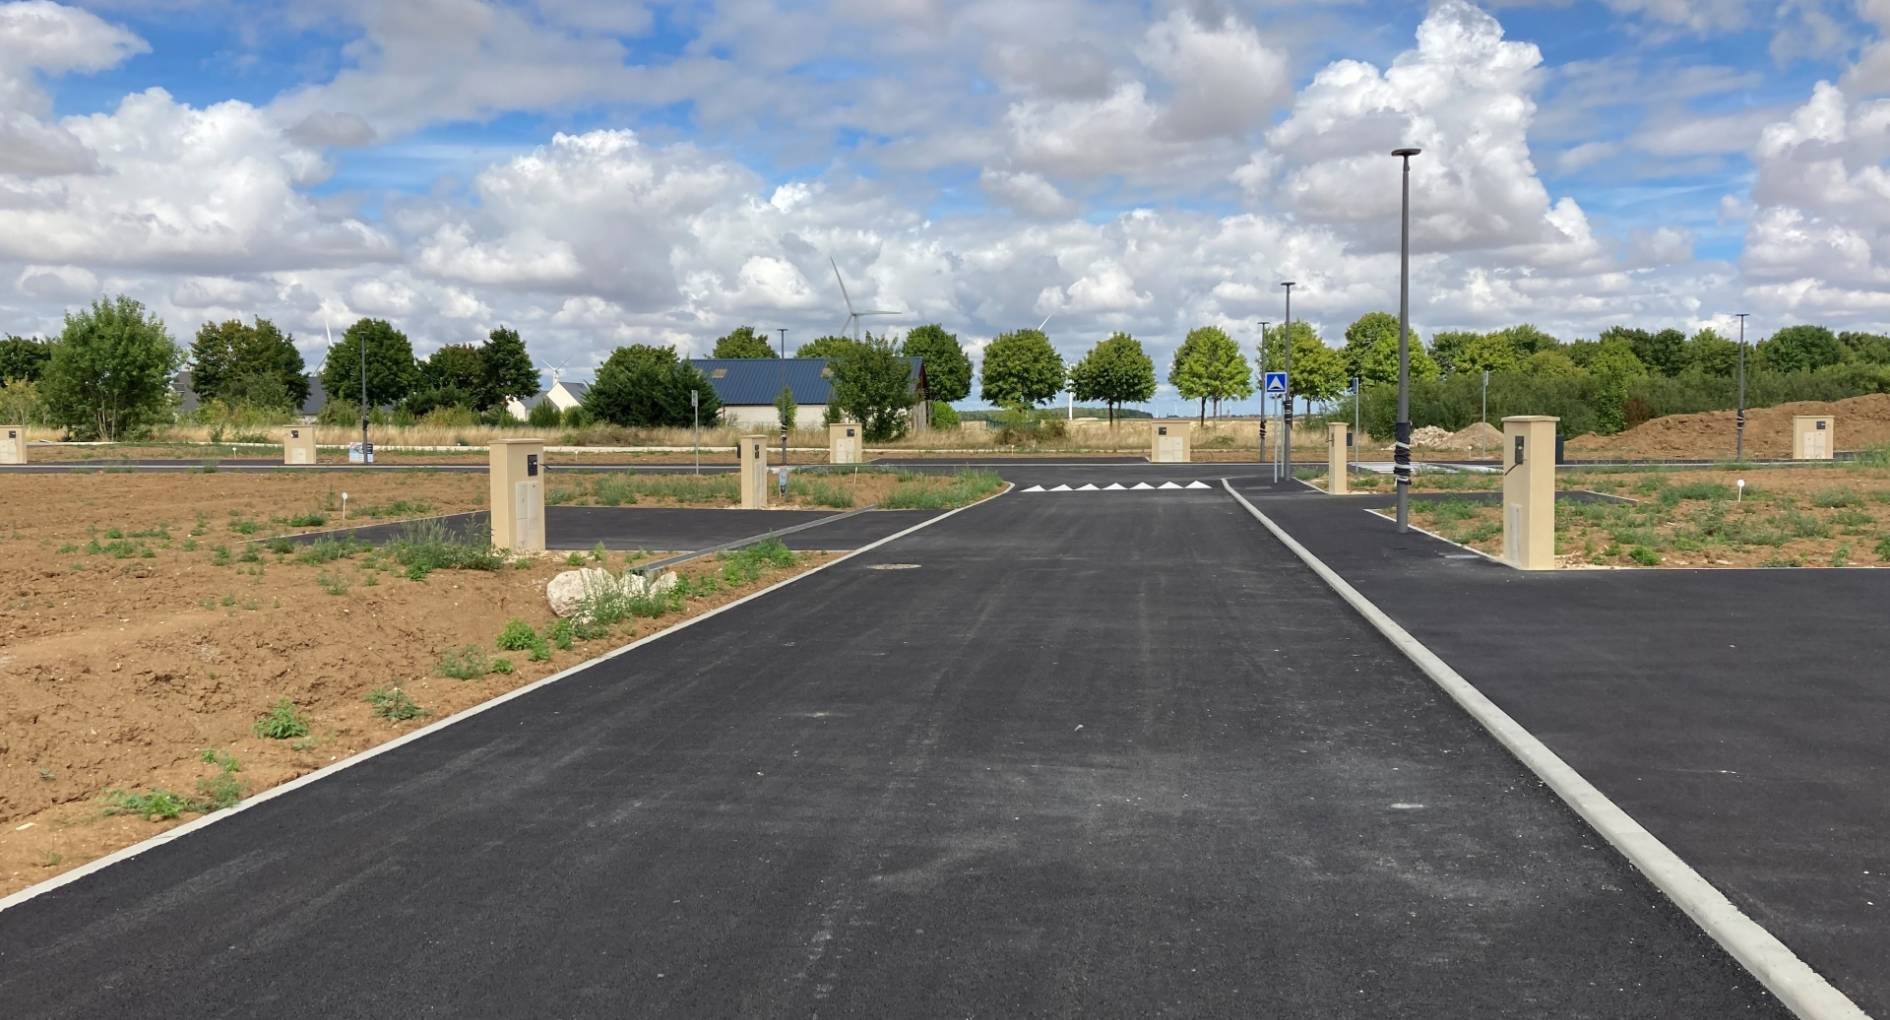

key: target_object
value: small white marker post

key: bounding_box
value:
[341,492,350,522]
[1737,479,1745,504]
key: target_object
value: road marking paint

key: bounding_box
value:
[0,485,1012,916]
[1221,478,1868,1020]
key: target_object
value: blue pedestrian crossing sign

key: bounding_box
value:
[1264,371,1288,395]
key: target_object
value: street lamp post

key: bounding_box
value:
[1392,146,1421,533]
[1257,320,1271,464]
[1353,376,1362,469]
[777,328,790,471]
[358,328,369,461]
[1734,313,1749,462]
[1281,282,1296,481]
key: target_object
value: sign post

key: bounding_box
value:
[691,389,700,476]
[1265,372,1288,483]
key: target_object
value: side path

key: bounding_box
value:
[0,490,1782,1017]
[1237,476,1887,1016]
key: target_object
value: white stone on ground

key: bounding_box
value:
[648,571,679,595]
[547,567,616,618]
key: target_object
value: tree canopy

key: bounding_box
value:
[481,325,539,408]
[903,323,972,404]
[583,345,720,427]
[41,296,181,441]
[189,317,308,410]
[713,325,777,359]
[829,333,914,441]
[0,335,53,383]
[980,328,1064,407]
[1759,325,1845,374]
[1169,325,1252,421]
[794,335,859,359]
[1342,312,1438,386]
[1069,332,1156,424]
[320,318,418,410]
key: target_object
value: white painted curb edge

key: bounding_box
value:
[0,483,1011,915]
[1220,478,1868,1020]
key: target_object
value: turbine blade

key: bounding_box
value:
[1038,313,1054,332]
[830,257,854,314]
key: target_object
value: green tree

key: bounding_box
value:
[1758,324,1844,373]
[1627,327,1687,377]
[0,335,53,383]
[480,326,539,409]
[902,323,972,403]
[1288,335,1349,412]
[1429,330,1478,376]
[189,318,307,409]
[1169,326,1251,421]
[1586,338,1647,433]
[1839,330,1890,366]
[829,333,914,441]
[0,378,42,425]
[1684,328,1740,378]
[795,336,858,359]
[980,328,1064,407]
[583,345,721,427]
[775,386,797,431]
[320,318,418,410]
[41,296,182,441]
[1492,323,1557,357]
[713,325,776,359]
[1455,331,1523,375]
[423,344,486,396]
[1069,332,1157,425]
[527,399,562,428]
[1343,312,1438,386]
[1525,348,1584,380]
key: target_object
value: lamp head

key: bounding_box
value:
[1392,147,1421,158]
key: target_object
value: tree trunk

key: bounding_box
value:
[1198,397,1205,425]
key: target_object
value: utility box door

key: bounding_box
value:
[514,481,540,546]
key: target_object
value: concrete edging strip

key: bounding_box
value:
[0,483,1010,916]
[1219,478,1868,1020]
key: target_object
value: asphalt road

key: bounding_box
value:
[1240,478,1890,1014]
[0,487,1782,1017]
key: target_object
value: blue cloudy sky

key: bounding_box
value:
[2,0,1888,410]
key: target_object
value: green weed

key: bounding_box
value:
[317,571,349,596]
[437,645,495,679]
[385,519,504,580]
[367,687,427,722]
[252,699,310,740]
[1811,488,1866,509]
[1628,546,1661,566]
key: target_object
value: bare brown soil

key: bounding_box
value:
[1569,394,1890,460]
[0,473,831,896]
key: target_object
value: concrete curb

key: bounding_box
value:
[0,483,1009,917]
[1220,478,1869,1020]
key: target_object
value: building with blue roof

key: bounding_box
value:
[688,357,928,430]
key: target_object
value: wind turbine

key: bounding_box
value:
[831,257,901,340]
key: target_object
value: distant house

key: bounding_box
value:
[688,357,929,431]
[505,378,590,421]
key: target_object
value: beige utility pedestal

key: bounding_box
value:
[489,438,546,553]
[830,423,863,465]
[1151,422,1192,463]
[283,426,317,466]
[1327,423,1350,494]
[740,434,770,508]
[1501,416,1558,570]
[1792,415,1835,460]
[0,426,24,465]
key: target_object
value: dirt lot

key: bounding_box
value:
[0,472,833,896]
[1568,394,1890,460]
[1377,462,1890,568]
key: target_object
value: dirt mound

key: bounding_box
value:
[1568,393,1890,459]
[1447,421,1504,451]
[1409,425,1454,448]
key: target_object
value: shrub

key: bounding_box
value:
[496,618,540,651]
[1628,546,1662,566]
[436,645,494,679]
[548,617,575,650]
[252,699,310,740]
[528,400,562,428]
[103,788,194,821]
[367,687,427,722]
[385,519,504,579]
[930,401,960,429]
[880,470,1004,510]
[1811,488,1865,508]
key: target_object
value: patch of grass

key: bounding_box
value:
[210,544,232,566]
[238,546,262,563]
[295,537,367,565]
[590,541,608,562]
[1876,535,1890,562]
[491,656,514,675]
[548,617,574,650]
[437,645,500,679]
[1663,480,1736,503]
[228,517,260,536]
[1832,508,1876,528]
[1831,545,1852,568]
[1627,545,1662,566]
[195,759,243,810]
[367,687,427,722]
[1811,487,1866,509]
[787,475,857,508]
[385,519,504,580]
[252,699,310,740]
[565,551,587,566]
[283,512,329,528]
[496,618,541,652]
[1761,554,1803,568]
[879,470,1005,510]
[317,571,349,596]
[102,788,194,821]
[264,536,295,555]
[720,539,797,586]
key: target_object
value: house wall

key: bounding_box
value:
[722,404,829,430]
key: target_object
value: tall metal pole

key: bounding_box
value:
[1392,147,1421,533]
[358,325,369,460]
[1734,313,1749,462]
[1281,282,1296,482]
[1257,320,1270,464]
[1353,376,1361,469]
[777,328,790,470]
[1482,369,1490,425]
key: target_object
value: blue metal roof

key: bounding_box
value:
[687,357,925,405]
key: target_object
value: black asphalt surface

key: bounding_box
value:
[1236,478,1890,1014]
[281,506,942,552]
[0,487,1782,1017]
